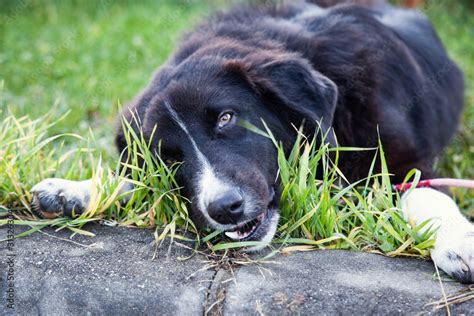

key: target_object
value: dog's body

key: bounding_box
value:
[31,1,473,283]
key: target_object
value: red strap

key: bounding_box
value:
[393,180,431,191]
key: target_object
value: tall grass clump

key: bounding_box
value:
[106,113,195,237]
[0,109,88,219]
[272,127,436,257]
[0,109,193,240]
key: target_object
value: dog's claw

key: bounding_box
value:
[461,262,469,273]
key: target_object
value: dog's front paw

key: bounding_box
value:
[431,229,474,284]
[401,188,474,284]
[31,178,91,218]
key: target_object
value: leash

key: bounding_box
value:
[393,178,474,192]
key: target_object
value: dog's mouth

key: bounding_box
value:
[223,186,278,241]
[224,208,271,240]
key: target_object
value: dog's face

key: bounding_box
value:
[119,52,338,248]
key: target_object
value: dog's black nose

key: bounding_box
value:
[207,189,244,224]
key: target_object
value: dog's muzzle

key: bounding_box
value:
[208,186,278,242]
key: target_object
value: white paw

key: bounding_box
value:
[431,229,474,284]
[31,178,92,218]
[402,188,474,284]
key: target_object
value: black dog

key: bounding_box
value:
[32,1,473,283]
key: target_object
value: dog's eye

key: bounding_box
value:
[218,111,234,129]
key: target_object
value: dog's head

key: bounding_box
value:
[117,48,338,249]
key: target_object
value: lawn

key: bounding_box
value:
[0,0,472,254]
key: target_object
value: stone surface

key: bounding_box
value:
[223,251,473,315]
[0,225,214,315]
[1,224,473,315]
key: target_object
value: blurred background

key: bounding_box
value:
[1,0,472,206]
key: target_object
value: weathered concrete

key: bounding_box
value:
[1,225,214,315]
[1,224,473,315]
[223,251,473,315]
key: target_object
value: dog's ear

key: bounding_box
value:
[223,55,338,143]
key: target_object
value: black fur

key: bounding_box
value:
[115,2,464,239]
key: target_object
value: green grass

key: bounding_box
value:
[0,0,473,255]
[424,1,474,214]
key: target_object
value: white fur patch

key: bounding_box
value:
[402,188,474,282]
[376,8,427,32]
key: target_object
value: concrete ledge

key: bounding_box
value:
[224,251,472,315]
[1,224,472,315]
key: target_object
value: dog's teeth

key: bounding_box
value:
[225,231,241,240]
[226,214,265,240]
[239,231,250,238]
